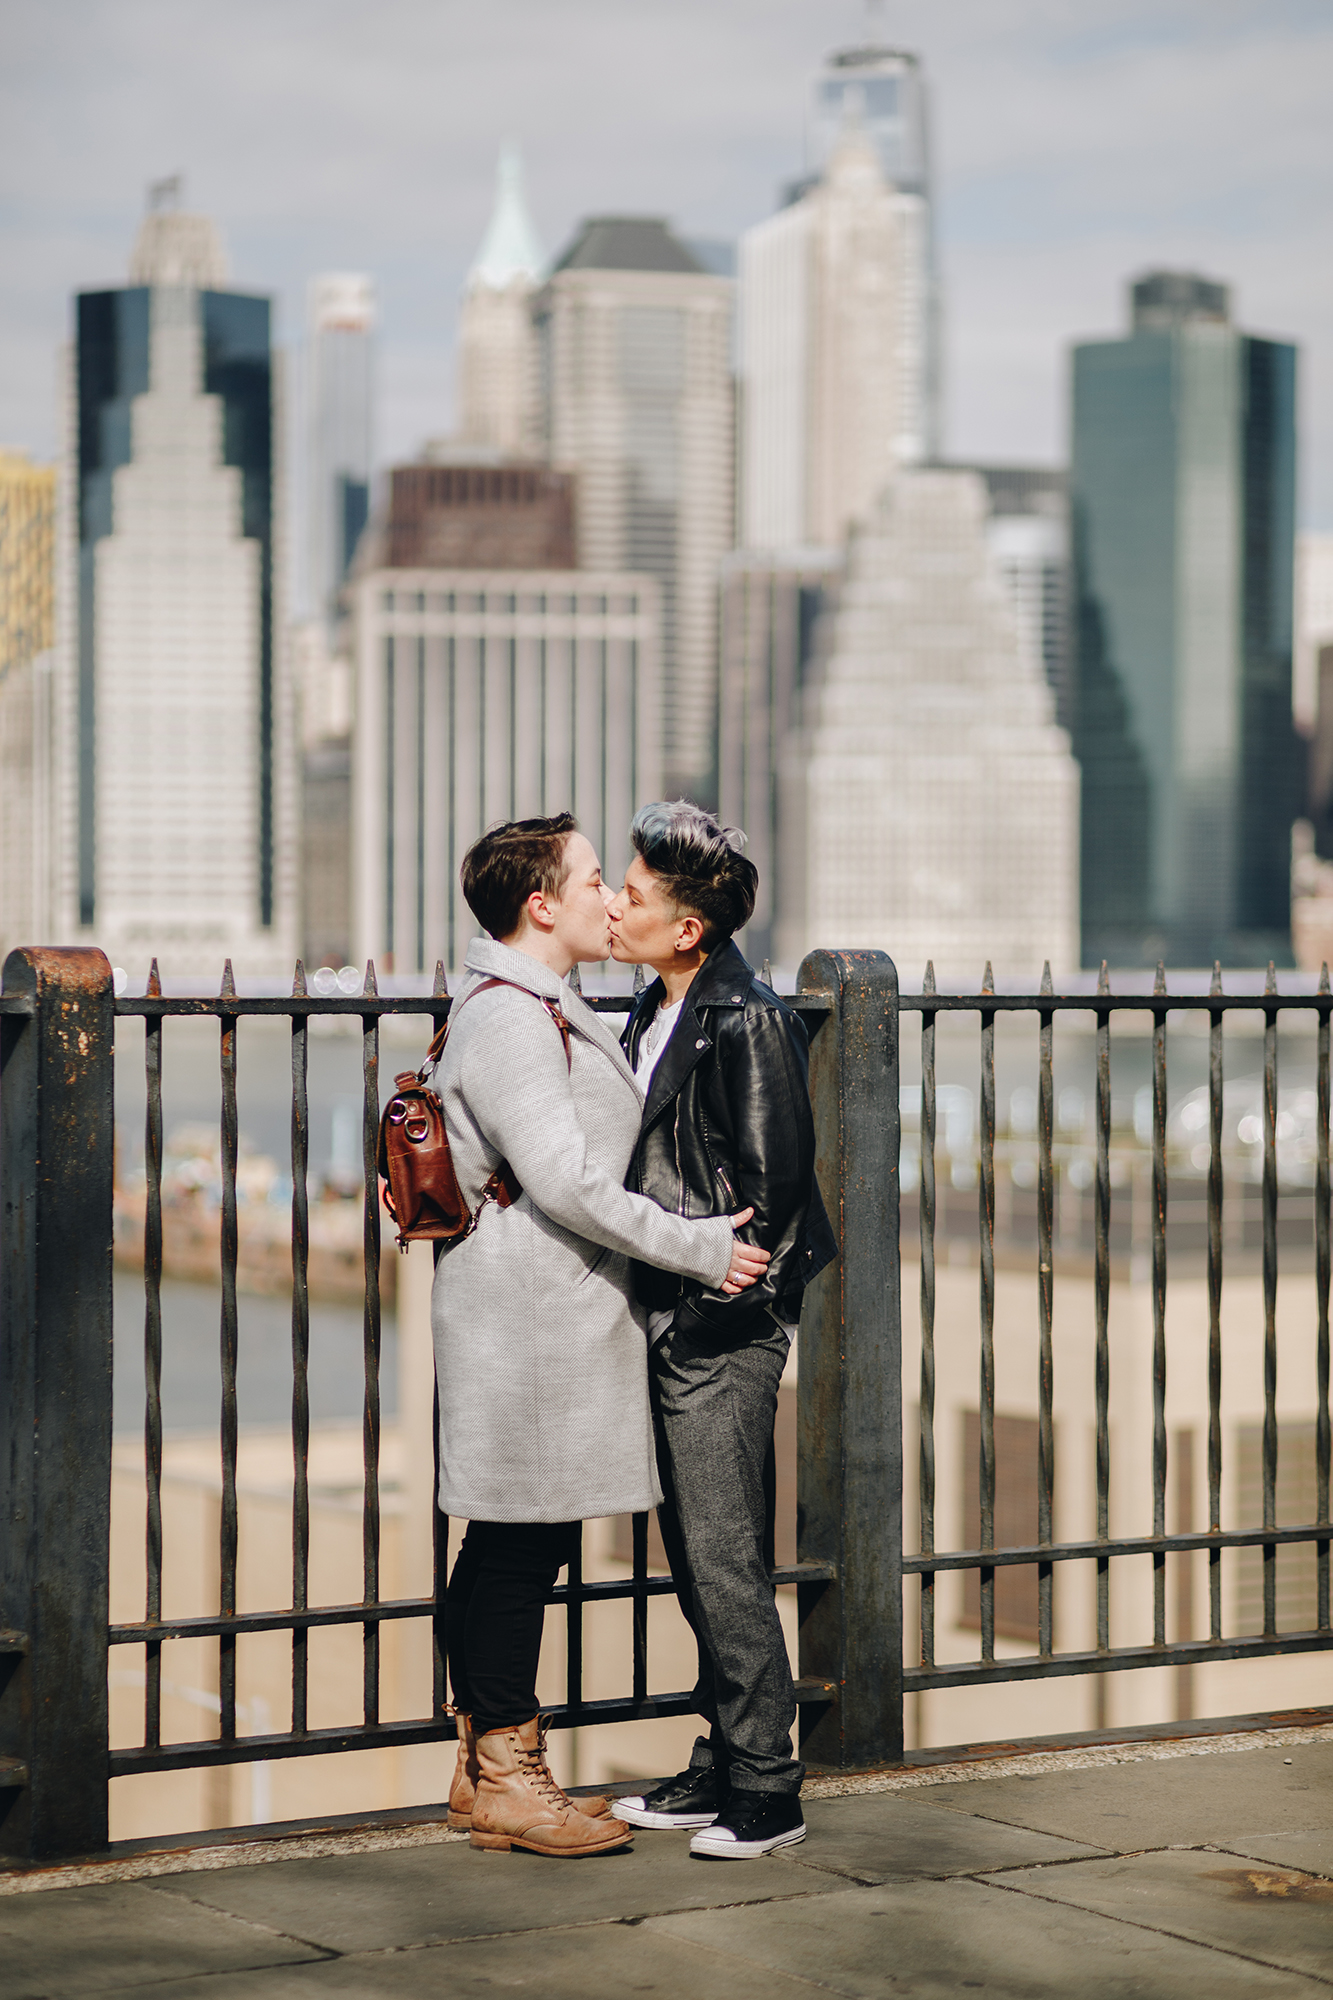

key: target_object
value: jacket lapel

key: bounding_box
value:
[629,941,755,1130]
[561,986,642,1097]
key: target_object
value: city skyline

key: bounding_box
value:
[2,3,1329,526]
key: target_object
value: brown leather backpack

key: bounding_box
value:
[377,978,571,1249]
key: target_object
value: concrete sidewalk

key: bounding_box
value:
[3,1725,1332,1997]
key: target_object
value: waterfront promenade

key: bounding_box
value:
[3,1720,1331,1996]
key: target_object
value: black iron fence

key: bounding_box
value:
[2,944,1331,1862]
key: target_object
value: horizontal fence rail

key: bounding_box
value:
[3,941,1333,1860]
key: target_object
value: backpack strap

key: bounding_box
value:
[419,977,572,1083]
[421,977,574,1223]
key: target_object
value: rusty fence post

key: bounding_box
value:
[796,949,902,1769]
[1,947,115,1859]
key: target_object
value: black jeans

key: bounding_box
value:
[444,1519,580,1737]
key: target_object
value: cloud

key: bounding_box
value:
[1,0,1329,518]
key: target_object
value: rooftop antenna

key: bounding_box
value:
[147,174,183,213]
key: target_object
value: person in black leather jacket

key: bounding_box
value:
[606,801,837,1860]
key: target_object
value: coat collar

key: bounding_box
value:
[625,939,754,1127]
[459,938,639,1091]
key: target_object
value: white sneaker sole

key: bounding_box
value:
[614,1800,719,1829]
[690,1822,806,1858]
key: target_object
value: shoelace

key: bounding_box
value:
[518,1722,573,1808]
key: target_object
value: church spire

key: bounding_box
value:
[468,143,543,291]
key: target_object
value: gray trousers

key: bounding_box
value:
[650,1316,804,1795]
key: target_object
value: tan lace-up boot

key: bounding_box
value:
[447,1710,611,1829]
[470,1715,633,1855]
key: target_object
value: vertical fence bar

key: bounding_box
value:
[797,949,901,1768]
[1262,962,1279,1638]
[431,964,450,1716]
[143,960,164,1750]
[1207,964,1225,1642]
[1151,964,1169,1648]
[361,962,383,1725]
[979,964,996,1665]
[919,963,936,1671]
[0,947,115,1860]
[289,963,311,1734]
[1036,962,1055,1657]
[218,959,240,1742]
[1318,964,1331,1633]
[631,1513,648,1703]
[1094,963,1112,1654]
[565,1533,584,1714]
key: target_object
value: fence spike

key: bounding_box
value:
[1211,960,1223,998]
[1040,960,1053,997]
[632,962,646,995]
[982,960,995,996]
[568,963,582,995]
[1097,959,1110,997]
[147,957,161,998]
[363,959,379,998]
[1265,959,1278,997]
[1154,961,1167,996]
[1322,962,1331,997]
[433,960,449,997]
[292,960,307,998]
[923,960,936,994]
[220,958,237,1000]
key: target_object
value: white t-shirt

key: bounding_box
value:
[633,994,796,1347]
[633,995,684,1096]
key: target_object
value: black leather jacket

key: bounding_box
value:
[621,938,838,1341]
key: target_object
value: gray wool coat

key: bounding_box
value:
[429,937,735,1524]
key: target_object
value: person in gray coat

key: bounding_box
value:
[430,812,770,1856]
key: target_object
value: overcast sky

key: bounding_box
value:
[3,0,1331,524]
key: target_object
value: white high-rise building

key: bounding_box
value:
[775,469,1079,984]
[804,38,941,458]
[350,568,662,974]
[535,217,734,803]
[306,272,374,632]
[456,145,544,459]
[740,127,928,552]
[1296,531,1333,735]
[53,193,296,982]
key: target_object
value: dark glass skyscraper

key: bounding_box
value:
[1072,272,1299,966]
[62,199,293,976]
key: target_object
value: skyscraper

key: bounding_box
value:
[973,466,1069,725]
[800,38,940,460]
[349,562,662,975]
[455,145,543,459]
[535,217,733,804]
[717,547,841,966]
[0,450,56,960]
[775,470,1079,983]
[1072,271,1299,967]
[57,188,295,978]
[306,272,374,631]
[740,129,927,552]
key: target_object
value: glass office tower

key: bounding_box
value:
[798,41,940,459]
[1072,272,1299,967]
[65,199,294,976]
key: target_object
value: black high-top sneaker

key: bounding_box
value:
[613,1766,722,1829]
[689,1788,805,1857]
